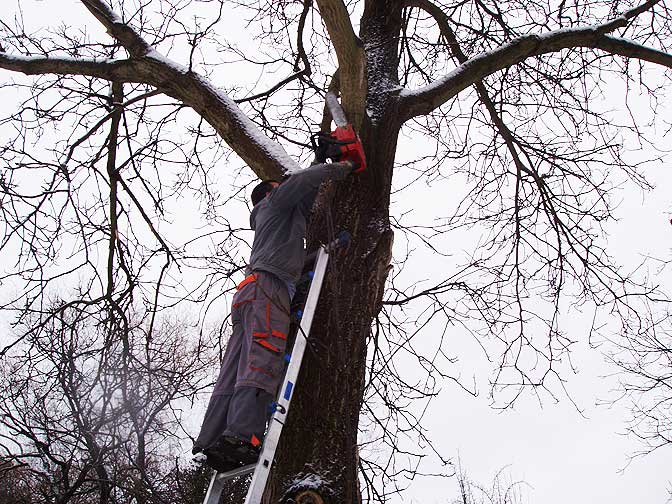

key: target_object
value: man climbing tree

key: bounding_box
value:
[1,1,671,503]
[194,157,361,472]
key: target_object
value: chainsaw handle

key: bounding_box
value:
[311,132,355,147]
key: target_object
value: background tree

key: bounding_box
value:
[452,464,528,504]
[1,0,671,503]
[0,460,35,504]
[0,300,217,503]
[606,310,672,456]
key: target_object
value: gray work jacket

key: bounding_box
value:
[248,161,351,285]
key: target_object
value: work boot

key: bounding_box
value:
[213,434,261,466]
[194,444,242,473]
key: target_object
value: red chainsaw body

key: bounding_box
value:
[332,124,367,173]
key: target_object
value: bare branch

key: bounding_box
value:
[105,81,123,299]
[79,0,152,57]
[235,69,309,104]
[295,0,313,74]
[594,34,672,66]
[598,0,663,32]
[400,2,672,120]
[0,52,141,80]
[0,51,299,179]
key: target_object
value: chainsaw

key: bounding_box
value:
[310,92,366,173]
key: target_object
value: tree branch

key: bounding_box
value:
[404,0,560,186]
[105,81,123,300]
[295,0,313,74]
[594,34,672,66]
[597,0,663,33]
[404,0,536,262]
[0,52,299,179]
[1,0,302,179]
[315,0,366,128]
[0,53,142,80]
[79,0,152,57]
[235,70,309,104]
[399,2,672,121]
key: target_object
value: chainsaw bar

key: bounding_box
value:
[325,91,348,128]
[318,91,367,173]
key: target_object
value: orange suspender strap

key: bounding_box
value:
[236,273,257,291]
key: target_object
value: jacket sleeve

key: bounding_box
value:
[267,162,351,210]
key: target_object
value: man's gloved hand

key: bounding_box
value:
[347,160,361,173]
[312,131,366,173]
[313,136,343,163]
[325,143,344,162]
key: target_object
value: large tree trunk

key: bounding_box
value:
[263,4,405,501]
[264,144,396,504]
[264,105,403,504]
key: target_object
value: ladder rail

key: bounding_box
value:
[203,465,255,504]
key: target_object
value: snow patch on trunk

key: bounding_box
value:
[284,471,335,500]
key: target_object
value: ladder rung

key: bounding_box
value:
[215,464,256,482]
[203,465,256,504]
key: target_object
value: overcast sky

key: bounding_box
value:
[387,146,672,503]
[1,2,671,503]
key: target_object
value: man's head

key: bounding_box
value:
[251,180,280,207]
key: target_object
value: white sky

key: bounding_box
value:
[383,162,672,503]
[1,2,671,504]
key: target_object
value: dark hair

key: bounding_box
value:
[251,180,278,206]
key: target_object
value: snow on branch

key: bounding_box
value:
[0,53,298,180]
[0,52,141,80]
[80,0,152,57]
[399,25,672,121]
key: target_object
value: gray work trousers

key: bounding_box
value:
[195,270,291,450]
